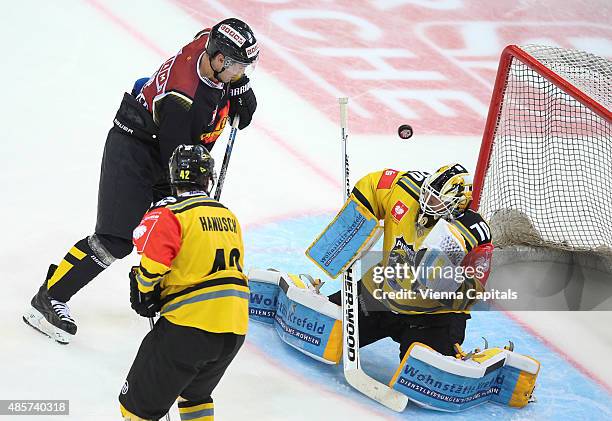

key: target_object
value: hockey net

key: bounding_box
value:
[472,45,612,262]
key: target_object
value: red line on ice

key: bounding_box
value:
[83,0,168,58]
[503,311,612,395]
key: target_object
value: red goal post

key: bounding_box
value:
[471,45,612,255]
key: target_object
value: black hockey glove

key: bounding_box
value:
[229,75,257,130]
[129,267,162,318]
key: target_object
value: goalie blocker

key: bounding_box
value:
[306,195,382,279]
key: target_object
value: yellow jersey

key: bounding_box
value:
[352,169,492,314]
[132,192,248,334]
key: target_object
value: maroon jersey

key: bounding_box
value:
[136,30,230,163]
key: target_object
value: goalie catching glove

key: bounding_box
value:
[413,218,493,293]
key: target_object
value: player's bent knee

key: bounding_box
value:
[178,397,214,421]
[92,233,133,260]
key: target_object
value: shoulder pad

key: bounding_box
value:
[150,196,179,210]
[193,28,211,40]
[376,169,401,189]
[395,171,429,201]
[402,170,430,186]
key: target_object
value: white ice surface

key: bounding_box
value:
[1,1,611,420]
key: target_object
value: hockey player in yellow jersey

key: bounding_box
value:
[119,144,248,421]
[327,164,493,360]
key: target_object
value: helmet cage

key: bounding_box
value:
[419,182,464,218]
[419,164,472,219]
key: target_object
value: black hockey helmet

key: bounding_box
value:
[206,18,259,75]
[169,144,216,194]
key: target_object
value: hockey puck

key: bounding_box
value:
[398,124,413,140]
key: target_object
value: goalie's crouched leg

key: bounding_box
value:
[393,312,470,360]
[329,286,469,360]
[328,282,399,349]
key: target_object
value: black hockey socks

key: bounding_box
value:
[46,235,117,302]
[178,398,214,420]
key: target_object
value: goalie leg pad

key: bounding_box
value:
[275,273,343,364]
[306,196,382,279]
[248,269,282,324]
[248,269,343,364]
[389,342,540,411]
[490,352,540,408]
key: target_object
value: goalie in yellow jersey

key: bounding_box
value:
[323,163,494,361]
[253,164,537,412]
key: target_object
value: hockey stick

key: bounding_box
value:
[214,116,240,201]
[338,97,408,412]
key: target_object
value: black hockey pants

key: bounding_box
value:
[47,94,169,302]
[119,317,244,420]
[329,282,469,361]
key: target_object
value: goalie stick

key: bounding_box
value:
[338,97,408,412]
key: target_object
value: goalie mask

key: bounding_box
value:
[419,163,473,219]
[169,144,216,195]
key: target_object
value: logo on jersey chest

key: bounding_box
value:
[201,106,229,144]
[393,235,415,257]
[391,200,409,222]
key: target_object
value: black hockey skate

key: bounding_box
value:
[23,264,77,344]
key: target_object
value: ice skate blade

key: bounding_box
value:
[23,307,74,345]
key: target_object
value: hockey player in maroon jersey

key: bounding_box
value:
[23,18,259,344]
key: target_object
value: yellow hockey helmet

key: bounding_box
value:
[419,163,473,218]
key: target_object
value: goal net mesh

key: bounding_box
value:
[477,45,612,257]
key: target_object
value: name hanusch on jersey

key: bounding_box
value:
[200,216,237,233]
